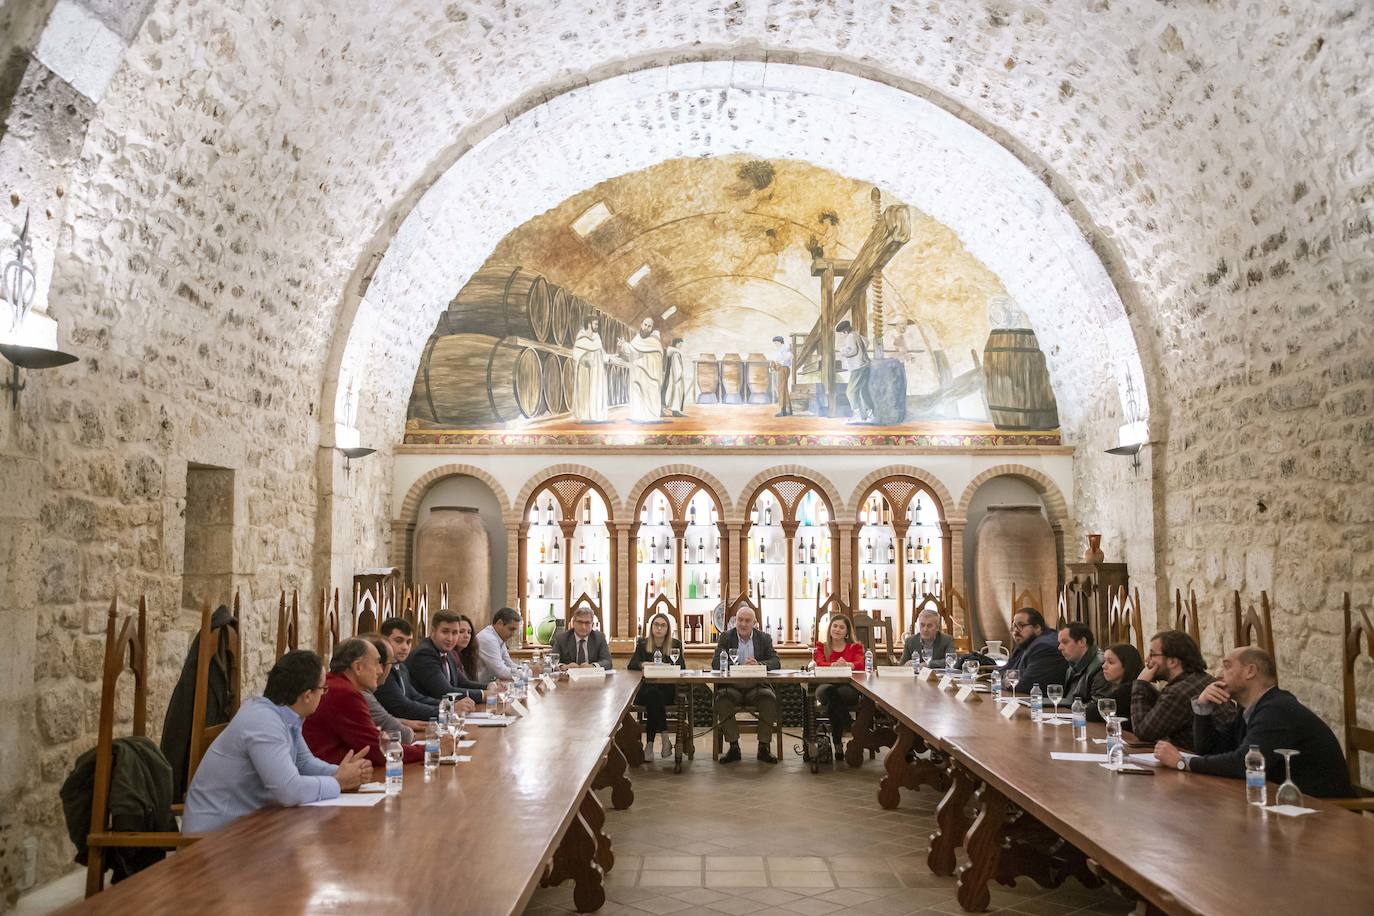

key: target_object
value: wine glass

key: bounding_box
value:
[670,645,681,667]
[944,652,957,672]
[549,651,560,673]
[729,649,740,668]
[1275,749,1303,806]
[962,659,979,684]
[921,648,933,669]
[1004,668,1020,702]
[1096,697,1116,721]
[1046,684,1064,720]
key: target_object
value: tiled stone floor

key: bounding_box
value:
[524,736,1137,915]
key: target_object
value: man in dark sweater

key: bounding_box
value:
[1154,647,1351,798]
[1005,608,1065,693]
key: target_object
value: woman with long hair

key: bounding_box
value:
[627,612,685,758]
[1087,642,1144,730]
[814,614,864,753]
[451,614,487,692]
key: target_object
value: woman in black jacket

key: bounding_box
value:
[627,612,685,758]
[1086,643,1143,730]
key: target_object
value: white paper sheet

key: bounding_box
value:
[458,740,476,748]
[357,783,385,793]
[475,716,516,727]
[1263,804,1318,817]
[306,793,387,808]
[1051,752,1109,762]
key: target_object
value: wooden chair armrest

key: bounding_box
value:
[1328,797,1374,813]
[87,831,198,849]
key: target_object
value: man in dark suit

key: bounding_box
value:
[1005,608,1065,692]
[552,607,612,670]
[899,608,956,665]
[407,610,487,704]
[712,606,781,764]
[1154,647,1352,798]
[376,618,449,720]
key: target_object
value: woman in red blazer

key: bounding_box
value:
[814,615,864,754]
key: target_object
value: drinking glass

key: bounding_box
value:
[1046,684,1064,720]
[962,660,979,683]
[1275,749,1303,806]
[549,651,560,672]
[670,646,681,666]
[728,649,740,667]
[1004,668,1020,701]
[944,652,957,672]
[921,648,933,669]
[1096,697,1116,720]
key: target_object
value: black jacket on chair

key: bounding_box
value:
[60,736,178,882]
[160,605,237,800]
[1188,687,1353,798]
[406,637,486,703]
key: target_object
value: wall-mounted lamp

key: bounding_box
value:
[337,445,376,473]
[1105,377,1149,475]
[0,341,79,409]
[1,210,78,408]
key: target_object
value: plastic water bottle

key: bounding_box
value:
[990,672,1003,701]
[1245,745,1267,806]
[486,692,497,716]
[719,649,730,675]
[1071,699,1086,742]
[385,746,404,795]
[654,649,663,664]
[1029,685,1043,722]
[424,720,440,774]
[864,649,874,673]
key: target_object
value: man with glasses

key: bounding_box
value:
[1131,630,1232,748]
[552,606,613,670]
[183,650,371,833]
[1004,608,1065,693]
[304,638,423,768]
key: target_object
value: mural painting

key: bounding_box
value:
[405,156,1060,448]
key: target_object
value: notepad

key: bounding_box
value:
[306,793,387,807]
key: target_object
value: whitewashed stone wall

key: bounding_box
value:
[0,0,1369,903]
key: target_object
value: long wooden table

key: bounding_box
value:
[62,671,643,916]
[851,670,1374,915]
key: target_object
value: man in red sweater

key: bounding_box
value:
[304,637,422,767]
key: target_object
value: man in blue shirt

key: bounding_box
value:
[183,650,371,833]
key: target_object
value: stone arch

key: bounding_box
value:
[955,464,1070,529]
[737,465,844,522]
[847,465,957,521]
[511,464,622,523]
[391,464,512,575]
[623,465,734,520]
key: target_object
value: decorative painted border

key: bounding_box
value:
[402,430,1063,449]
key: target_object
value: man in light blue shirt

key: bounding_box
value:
[183,650,371,833]
[475,607,522,682]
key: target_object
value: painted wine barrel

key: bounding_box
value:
[560,353,576,413]
[407,333,544,426]
[568,297,589,341]
[982,328,1060,430]
[547,285,571,347]
[541,349,566,413]
[695,354,720,404]
[719,352,745,404]
[744,352,771,404]
[973,504,1057,645]
[443,267,551,342]
[413,507,491,618]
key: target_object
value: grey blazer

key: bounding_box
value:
[553,629,613,670]
[899,632,956,665]
[712,628,781,670]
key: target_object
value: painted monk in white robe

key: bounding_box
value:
[617,318,664,422]
[571,317,610,422]
[662,336,687,417]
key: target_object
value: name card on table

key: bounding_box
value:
[955,684,979,702]
[812,667,852,679]
[938,675,955,691]
[1000,700,1022,720]
[731,664,768,676]
[541,675,557,689]
[642,663,682,678]
[510,700,529,716]
[917,666,936,682]
[877,666,915,677]
[568,667,612,681]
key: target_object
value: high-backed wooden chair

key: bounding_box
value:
[186,598,241,790]
[1059,581,1091,627]
[415,587,431,636]
[812,593,852,643]
[85,597,196,897]
[944,586,973,652]
[1173,588,1202,645]
[1336,593,1374,811]
[910,592,962,657]
[643,592,682,638]
[439,582,450,611]
[852,610,895,666]
[713,593,783,760]
[315,588,340,657]
[1010,582,1046,621]
[1232,590,1276,673]
[1107,586,1145,655]
[275,588,300,659]
[353,583,379,635]
[570,585,606,632]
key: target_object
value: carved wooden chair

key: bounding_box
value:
[85,597,197,897]
[1334,593,1374,812]
[1107,586,1145,656]
[812,593,852,644]
[315,588,340,658]
[712,593,783,760]
[275,588,300,660]
[944,586,974,652]
[1232,590,1276,675]
[1173,587,1202,645]
[415,587,430,636]
[353,584,380,635]
[852,610,895,666]
[570,586,606,633]
[643,592,682,640]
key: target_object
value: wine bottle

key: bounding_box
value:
[866,537,874,563]
[552,538,560,563]
[640,502,648,524]
[764,503,773,526]
[887,538,895,564]
[809,537,816,564]
[636,540,645,563]
[758,538,766,563]
[751,504,759,525]
[906,536,914,564]
[797,538,806,563]
[715,538,720,563]
[697,536,705,563]
[758,574,767,600]
[801,569,810,598]
[710,504,718,525]
[920,572,929,595]
[923,541,932,564]
[578,541,586,563]
[689,503,697,525]
[883,572,892,599]
[537,571,545,598]
[539,541,547,563]
[933,575,942,598]
[689,571,698,599]
[649,571,657,595]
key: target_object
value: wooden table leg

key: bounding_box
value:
[617,710,645,767]
[580,790,614,874]
[878,724,918,809]
[845,695,877,768]
[956,782,1009,912]
[672,683,687,773]
[542,811,606,913]
[928,759,976,876]
[592,741,635,810]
